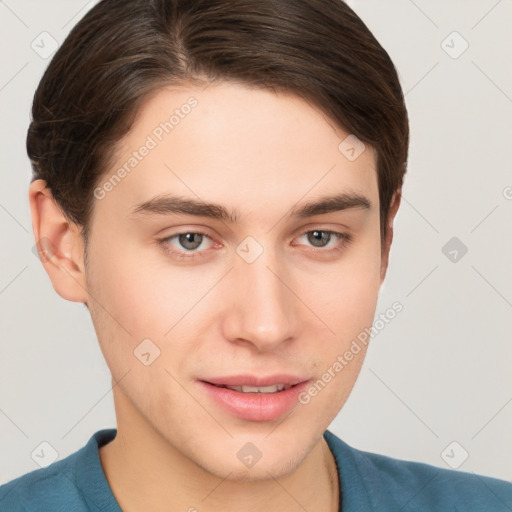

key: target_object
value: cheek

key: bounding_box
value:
[296,247,381,415]
[84,242,193,414]
[305,234,382,343]
[84,234,221,384]
[84,235,165,369]
[86,237,185,335]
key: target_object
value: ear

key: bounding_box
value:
[380,188,401,284]
[29,179,89,303]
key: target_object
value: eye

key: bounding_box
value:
[158,230,215,259]
[295,230,352,253]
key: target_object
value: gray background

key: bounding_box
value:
[1,0,511,485]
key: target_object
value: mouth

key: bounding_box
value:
[197,375,311,422]
[208,383,294,393]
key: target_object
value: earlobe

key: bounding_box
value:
[380,188,402,284]
[29,179,89,303]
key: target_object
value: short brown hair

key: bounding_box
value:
[27,0,409,246]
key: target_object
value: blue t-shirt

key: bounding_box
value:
[0,428,511,511]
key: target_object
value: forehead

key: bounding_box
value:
[96,81,379,223]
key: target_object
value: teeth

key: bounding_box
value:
[225,384,290,393]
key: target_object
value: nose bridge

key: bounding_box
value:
[223,240,299,349]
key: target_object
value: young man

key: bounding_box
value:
[1,0,510,510]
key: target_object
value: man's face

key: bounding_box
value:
[84,81,382,480]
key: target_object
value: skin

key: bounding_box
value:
[29,81,400,512]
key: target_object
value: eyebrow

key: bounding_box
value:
[130,192,371,222]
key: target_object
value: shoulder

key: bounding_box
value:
[0,429,117,512]
[0,451,86,511]
[323,430,512,511]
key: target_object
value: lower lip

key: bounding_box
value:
[197,380,311,422]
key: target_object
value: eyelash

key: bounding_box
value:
[157,229,353,260]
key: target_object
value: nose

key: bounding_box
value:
[221,247,301,352]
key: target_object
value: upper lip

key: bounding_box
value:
[201,374,309,387]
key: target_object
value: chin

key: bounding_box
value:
[193,439,310,483]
